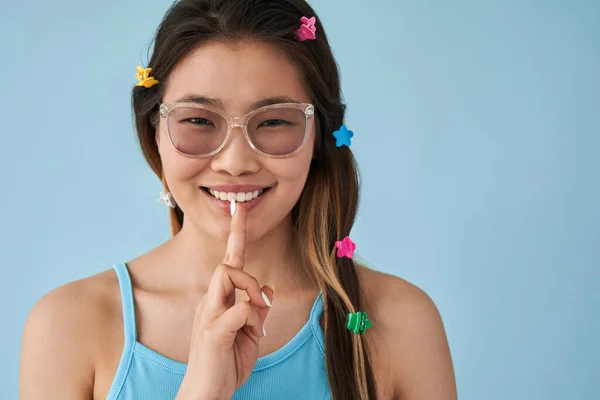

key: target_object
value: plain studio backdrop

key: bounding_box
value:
[0,0,598,399]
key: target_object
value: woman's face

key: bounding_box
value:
[157,41,315,243]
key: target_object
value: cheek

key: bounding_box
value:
[165,156,209,181]
[158,128,209,181]
[267,150,313,194]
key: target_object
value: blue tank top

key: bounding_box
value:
[107,262,332,399]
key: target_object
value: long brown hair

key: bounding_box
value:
[132,0,377,398]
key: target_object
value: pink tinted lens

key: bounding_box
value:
[247,107,307,156]
[167,107,227,156]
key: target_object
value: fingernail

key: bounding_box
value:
[230,199,236,216]
[265,282,276,294]
[261,291,272,307]
[262,326,267,336]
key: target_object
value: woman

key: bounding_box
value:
[20,0,457,398]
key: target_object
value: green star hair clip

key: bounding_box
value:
[346,311,373,335]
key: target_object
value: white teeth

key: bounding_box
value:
[207,188,266,203]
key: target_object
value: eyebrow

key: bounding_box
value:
[173,94,301,112]
[251,96,300,110]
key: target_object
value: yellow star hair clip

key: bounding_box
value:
[135,65,159,88]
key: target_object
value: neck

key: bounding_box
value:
[162,215,316,294]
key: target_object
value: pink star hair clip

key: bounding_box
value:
[335,236,356,259]
[296,16,317,41]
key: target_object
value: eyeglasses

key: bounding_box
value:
[158,102,315,158]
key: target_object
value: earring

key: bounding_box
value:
[157,190,176,208]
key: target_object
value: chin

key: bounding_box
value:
[210,219,267,244]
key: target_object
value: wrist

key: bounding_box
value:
[175,380,231,400]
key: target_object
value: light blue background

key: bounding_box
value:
[1,0,598,399]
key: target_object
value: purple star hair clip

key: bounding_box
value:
[335,236,356,259]
[333,125,354,147]
[296,16,317,41]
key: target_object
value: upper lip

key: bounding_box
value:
[202,184,272,193]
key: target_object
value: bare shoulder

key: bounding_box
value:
[358,265,436,314]
[357,265,457,400]
[357,266,444,331]
[20,269,122,398]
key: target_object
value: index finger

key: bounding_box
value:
[222,199,247,269]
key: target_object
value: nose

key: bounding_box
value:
[209,127,260,176]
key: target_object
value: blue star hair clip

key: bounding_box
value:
[332,124,354,147]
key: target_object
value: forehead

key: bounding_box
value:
[163,41,312,111]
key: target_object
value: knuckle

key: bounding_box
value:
[223,254,244,267]
[238,300,252,316]
[250,275,260,288]
[215,263,230,275]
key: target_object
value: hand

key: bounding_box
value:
[176,201,273,400]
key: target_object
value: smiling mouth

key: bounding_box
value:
[201,187,270,202]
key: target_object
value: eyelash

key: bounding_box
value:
[259,119,291,127]
[182,118,292,127]
[185,118,214,126]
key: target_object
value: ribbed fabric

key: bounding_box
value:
[107,262,332,399]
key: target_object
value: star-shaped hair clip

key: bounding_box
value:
[296,16,317,41]
[346,311,373,335]
[332,125,354,147]
[335,236,356,259]
[136,65,159,88]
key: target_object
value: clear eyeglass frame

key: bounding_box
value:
[158,102,315,158]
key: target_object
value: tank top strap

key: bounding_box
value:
[113,262,137,343]
[309,291,325,355]
[108,263,138,400]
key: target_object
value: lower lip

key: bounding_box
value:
[201,188,270,214]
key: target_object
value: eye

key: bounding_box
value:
[184,118,215,126]
[258,119,291,127]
